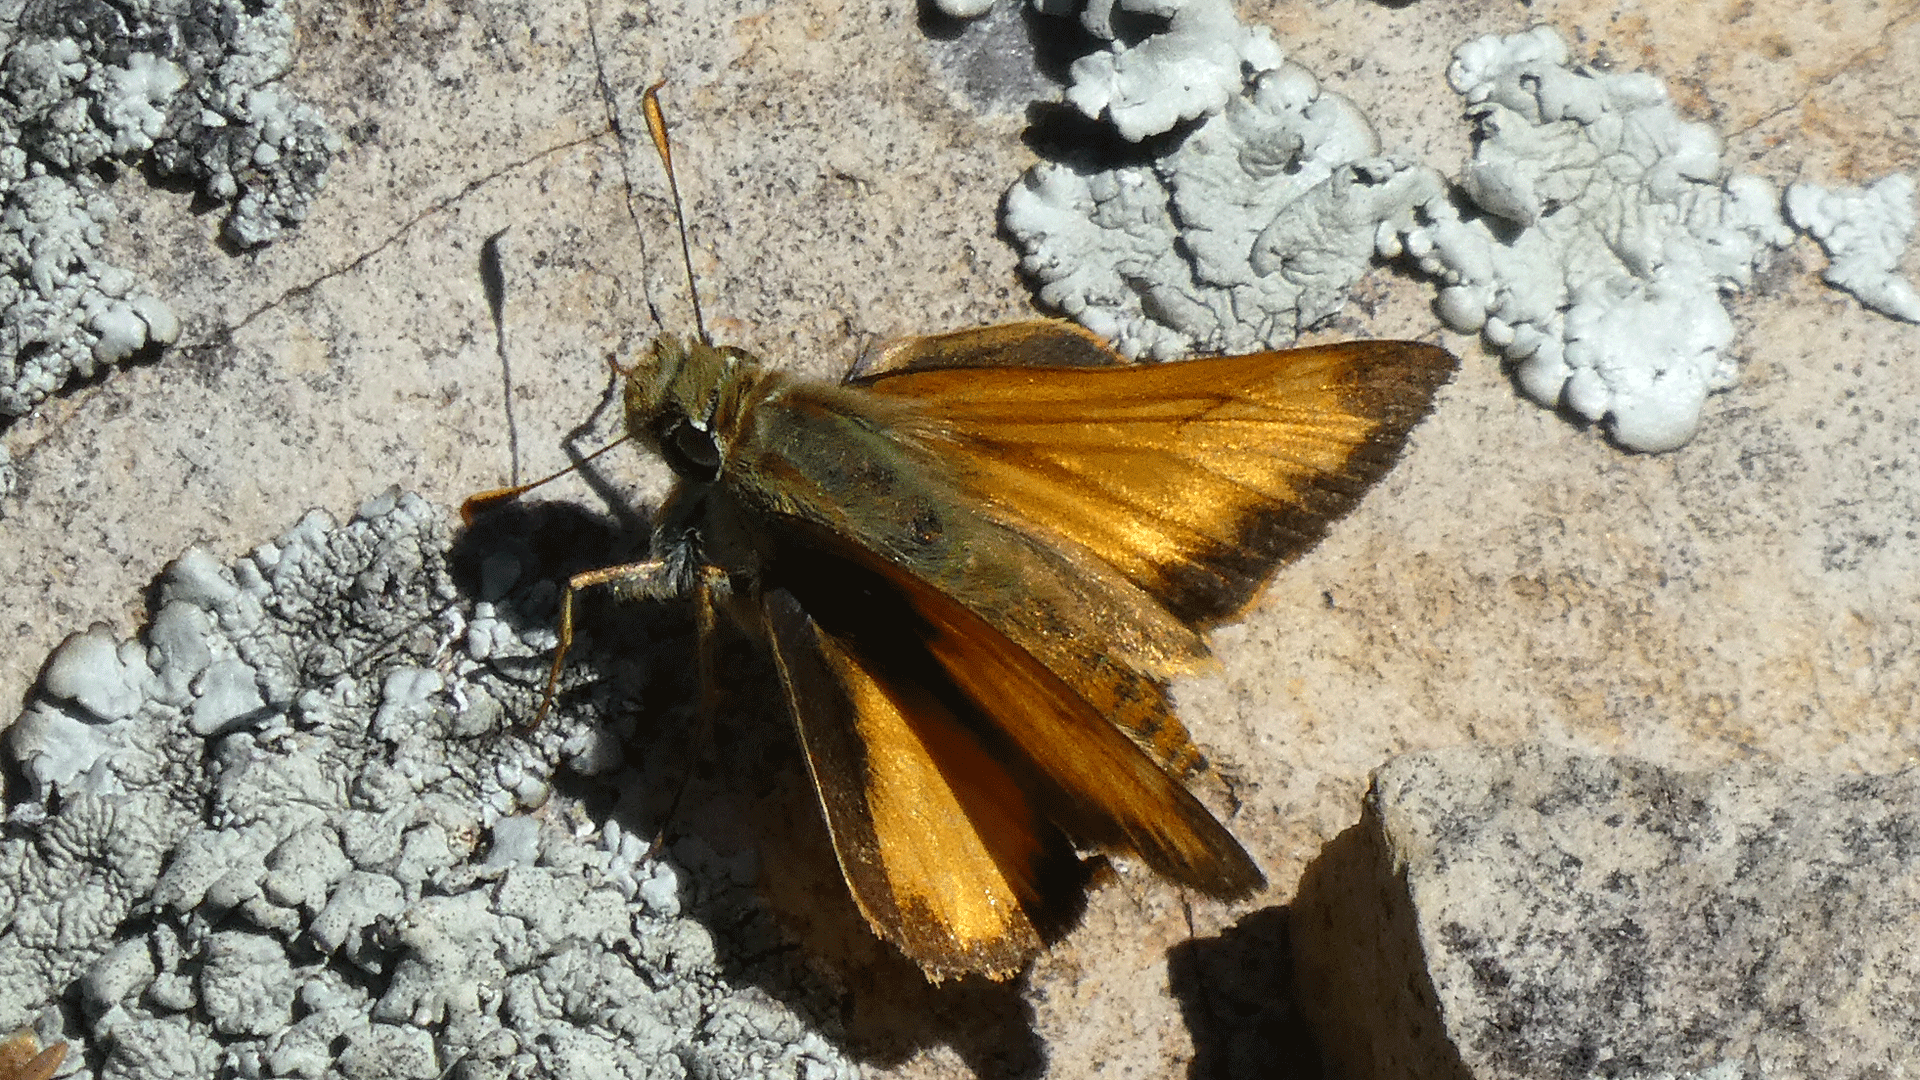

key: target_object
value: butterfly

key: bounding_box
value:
[0,1031,66,1080]
[466,83,1456,981]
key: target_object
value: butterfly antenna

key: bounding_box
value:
[642,80,709,345]
[460,434,632,525]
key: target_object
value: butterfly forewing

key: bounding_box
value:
[861,339,1456,625]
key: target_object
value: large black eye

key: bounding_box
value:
[656,414,721,482]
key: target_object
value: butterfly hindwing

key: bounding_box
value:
[766,536,1264,903]
[762,586,1087,981]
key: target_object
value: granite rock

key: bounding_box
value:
[1295,743,1920,1080]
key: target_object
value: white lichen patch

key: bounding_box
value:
[0,0,338,419]
[1786,174,1920,324]
[1063,0,1286,143]
[1008,59,1441,359]
[1390,27,1793,452]
[1,494,857,1080]
[1007,11,1821,453]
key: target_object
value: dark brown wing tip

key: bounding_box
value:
[1341,339,1460,435]
[1150,814,1267,901]
[889,905,1044,984]
[1335,339,1459,491]
[1161,340,1457,626]
[1206,847,1268,900]
[912,942,1033,984]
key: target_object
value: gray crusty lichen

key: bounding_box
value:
[1,493,855,1080]
[1004,0,1435,363]
[998,9,1827,452]
[0,0,338,419]
[1394,27,1793,453]
[1786,174,1920,324]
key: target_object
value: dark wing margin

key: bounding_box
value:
[848,320,1124,382]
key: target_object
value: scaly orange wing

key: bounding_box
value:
[765,535,1265,950]
[763,585,1089,981]
[862,338,1456,625]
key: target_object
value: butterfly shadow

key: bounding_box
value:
[1172,818,1475,1080]
[449,499,1050,1079]
[1168,905,1326,1080]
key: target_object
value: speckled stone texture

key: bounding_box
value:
[1296,743,1920,1080]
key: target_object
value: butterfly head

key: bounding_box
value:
[625,335,765,485]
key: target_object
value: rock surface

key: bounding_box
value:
[1296,743,1920,1080]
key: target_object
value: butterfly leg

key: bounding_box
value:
[645,565,730,861]
[532,556,730,861]
[531,558,714,729]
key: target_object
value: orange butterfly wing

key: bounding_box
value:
[861,334,1456,625]
[762,532,1264,978]
[763,587,1083,980]
[719,329,1452,977]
